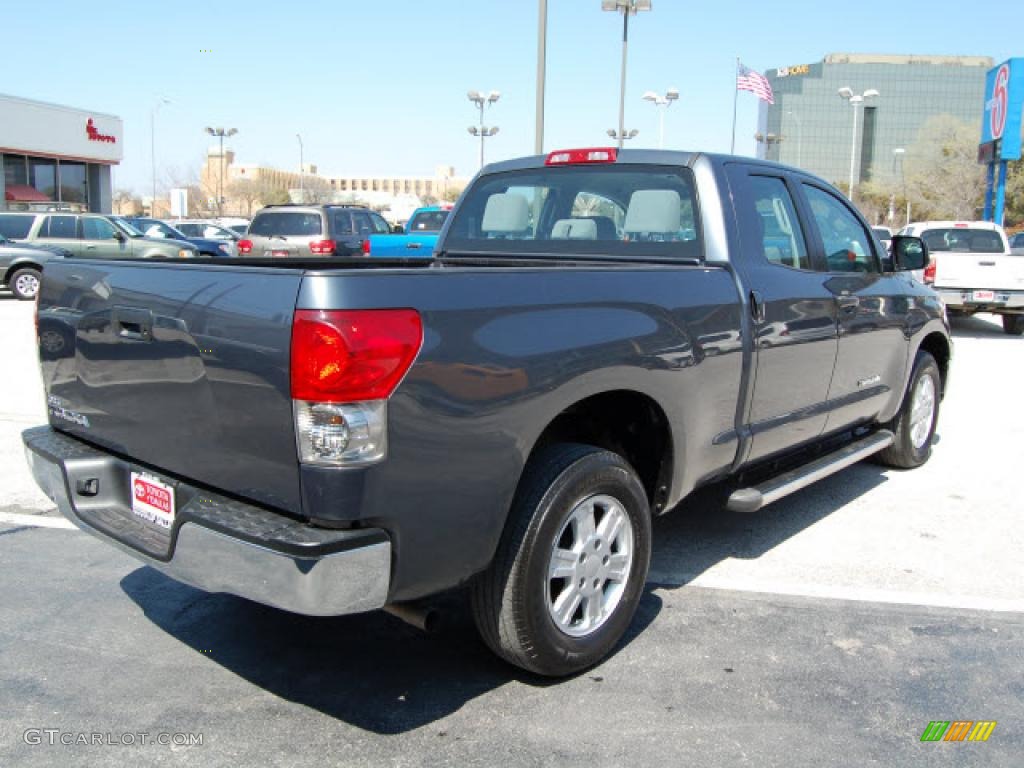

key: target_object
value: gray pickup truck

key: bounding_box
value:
[23,149,950,676]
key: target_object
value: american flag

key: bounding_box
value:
[737,63,774,104]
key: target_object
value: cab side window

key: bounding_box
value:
[747,176,811,270]
[802,185,879,274]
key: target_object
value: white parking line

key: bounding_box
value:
[0,511,76,530]
[650,569,1024,614]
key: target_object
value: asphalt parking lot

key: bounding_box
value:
[1,294,1022,766]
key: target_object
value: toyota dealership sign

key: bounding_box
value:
[0,94,123,164]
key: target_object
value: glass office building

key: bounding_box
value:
[757,54,991,188]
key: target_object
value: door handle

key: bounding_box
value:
[750,290,766,324]
[838,296,860,312]
[113,307,153,341]
[405,242,422,249]
[84,245,97,250]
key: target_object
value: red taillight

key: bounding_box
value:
[923,256,937,285]
[238,238,253,254]
[361,239,371,256]
[290,309,422,402]
[309,239,336,255]
[545,147,618,165]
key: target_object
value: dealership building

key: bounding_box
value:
[756,53,992,188]
[1,93,122,213]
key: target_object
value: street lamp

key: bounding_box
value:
[838,87,878,200]
[296,134,304,202]
[150,97,171,217]
[607,128,639,143]
[641,88,678,149]
[204,126,238,215]
[893,147,910,226]
[602,0,652,150]
[786,110,802,168]
[467,90,500,168]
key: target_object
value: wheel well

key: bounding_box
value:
[918,332,950,396]
[4,261,41,284]
[530,391,673,513]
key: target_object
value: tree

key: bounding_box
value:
[113,189,143,216]
[904,115,986,221]
[1003,159,1024,229]
[228,178,262,217]
[257,178,291,206]
[442,185,464,203]
[298,176,333,204]
[420,193,439,206]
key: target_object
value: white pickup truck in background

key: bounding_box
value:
[899,221,1024,335]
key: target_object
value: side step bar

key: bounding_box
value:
[726,430,894,513]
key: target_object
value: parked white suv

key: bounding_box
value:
[898,221,1024,335]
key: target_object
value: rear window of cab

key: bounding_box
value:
[920,228,1004,253]
[445,164,702,261]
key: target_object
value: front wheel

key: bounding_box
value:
[471,443,652,676]
[9,267,41,301]
[875,351,941,469]
[1002,314,1024,336]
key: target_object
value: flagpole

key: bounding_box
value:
[730,57,739,154]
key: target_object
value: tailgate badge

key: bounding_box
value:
[47,395,91,428]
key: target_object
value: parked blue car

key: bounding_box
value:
[365,205,451,257]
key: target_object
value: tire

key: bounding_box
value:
[471,443,652,677]
[9,267,41,301]
[875,351,941,469]
[1002,314,1024,336]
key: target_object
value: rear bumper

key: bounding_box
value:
[22,426,391,617]
[936,288,1024,311]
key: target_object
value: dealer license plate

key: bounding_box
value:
[130,472,175,529]
[972,290,996,302]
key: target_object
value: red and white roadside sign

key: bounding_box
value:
[130,472,175,529]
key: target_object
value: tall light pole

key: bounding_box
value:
[535,0,547,154]
[893,147,910,226]
[602,0,652,150]
[150,97,170,217]
[641,88,678,149]
[204,126,237,216]
[786,110,802,168]
[838,87,878,200]
[467,90,500,168]
[296,134,304,203]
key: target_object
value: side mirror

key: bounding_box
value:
[392,224,404,234]
[890,235,928,271]
[112,230,126,242]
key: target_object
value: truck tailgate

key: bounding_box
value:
[934,252,1024,291]
[37,260,305,515]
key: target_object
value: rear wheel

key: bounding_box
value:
[1002,314,1024,336]
[875,351,941,469]
[471,443,651,676]
[9,267,41,301]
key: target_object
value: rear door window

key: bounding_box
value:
[352,212,373,237]
[370,213,391,234]
[745,176,811,270]
[331,210,353,235]
[445,164,702,260]
[249,212,322,237]
[0,214,35,239]
[40,215,78,239]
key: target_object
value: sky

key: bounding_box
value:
[4,0,1022,194]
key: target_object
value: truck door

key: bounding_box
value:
[725,165,838,463]
[796,182,910,432]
